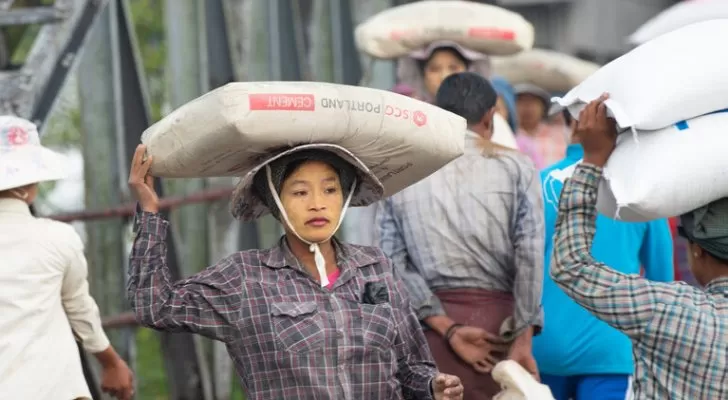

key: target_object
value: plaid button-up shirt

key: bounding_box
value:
[552,164,728,400]
[128,212,437,400]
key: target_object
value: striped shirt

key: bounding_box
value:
[552,164,728,399]
[375,132,545,333]
[127,211,437,400]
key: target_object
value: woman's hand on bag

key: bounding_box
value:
[577,93,618,167]
[128,144,160,213]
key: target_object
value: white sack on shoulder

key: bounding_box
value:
[554,19,728,131]
[597,110,728,222]
[491,49,600,93]
[354,0,534,59]
[141,81,466,200]
[629,1,728,45]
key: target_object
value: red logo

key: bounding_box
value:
[249,94,316,111]
[412,111,427,127]
[6,126,28,145]
[389,29,416,40]
[467,27,515,41]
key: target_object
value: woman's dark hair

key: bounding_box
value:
[417,47,470,73]
[281,159,308,184]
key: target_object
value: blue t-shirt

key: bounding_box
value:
[533,143,674,376]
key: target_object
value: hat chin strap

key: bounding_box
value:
[10,189,28,200]
[266,165,356,287]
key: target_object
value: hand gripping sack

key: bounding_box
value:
[554,19,728,131]
[141,81,466,202]
[629,0,728,45]
[491,49,600,93]
[492,360,555,400]
[354,0,534,59]
[596,110,728,222]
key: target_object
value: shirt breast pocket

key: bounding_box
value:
[359,303,397,353]
[270,301,325,353]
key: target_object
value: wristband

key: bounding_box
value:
[444,323,464,342]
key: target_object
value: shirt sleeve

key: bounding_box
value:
[127,211,242,342]
[640,219,675,282]
[512,164,546,333]
[61,232,111,354]
[374,198,445,320]
[550,164,683,339]
[388,260,438,400]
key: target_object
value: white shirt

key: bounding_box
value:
[0,198,110,399]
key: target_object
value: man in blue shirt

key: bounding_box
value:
[534,115,674,400]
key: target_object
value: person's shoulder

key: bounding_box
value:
[31,217,85,250]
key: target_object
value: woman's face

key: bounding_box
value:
[423,49,468,97]
[495,96,509,121]
[516,93,545,128]
[279,160,344,243]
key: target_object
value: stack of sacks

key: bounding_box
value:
[628,0,728,45]
[551,19,728,221]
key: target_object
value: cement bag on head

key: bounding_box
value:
[492,360,555,400]
[596,110,728,222]
[629,1,728,45]
[141,81,466,199]
[492,113,518,149]
[491,49,600,93]
[553,19,728,131]
[354,0,534,59]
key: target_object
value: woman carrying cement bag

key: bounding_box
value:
[355,0,534,60]
[594,110,728,222]
[127,82,468,399]
[491,49,600,94]
[554,19,728,132]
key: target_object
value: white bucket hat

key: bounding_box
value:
[0,116,68,192]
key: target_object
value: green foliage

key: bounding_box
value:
[128,0,167,122]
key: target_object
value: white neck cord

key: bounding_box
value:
[266,165,356,287]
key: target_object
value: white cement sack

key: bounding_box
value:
[629,1,728,45]
[355,0,534,59]
[491,49,600,93]
[492,113,518,149]
[596,110,728,222]
[554,19,728,131]
[141,82,467,199]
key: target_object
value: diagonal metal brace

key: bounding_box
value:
[0,6,69,26]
